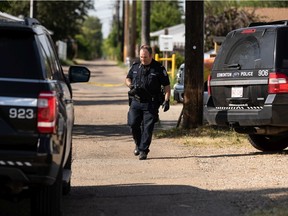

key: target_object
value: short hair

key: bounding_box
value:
[140,44,152,55]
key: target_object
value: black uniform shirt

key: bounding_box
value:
[126,59,170,96]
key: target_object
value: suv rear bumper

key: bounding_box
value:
[0,151,60,187]
[205,94,288,127]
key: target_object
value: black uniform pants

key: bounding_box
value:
[128,99,159,152]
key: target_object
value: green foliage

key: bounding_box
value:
[0,1,94,42]
[104,1,183,59]
[150,1,183,32]
[75,34,90,60]
[174,52,185,70]
[203,0,288,51]
[204,6,261,51]
[102,18,123,61]
[75,16,103,60]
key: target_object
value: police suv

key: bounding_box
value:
[205,20,288,152]
[0,18,90,215]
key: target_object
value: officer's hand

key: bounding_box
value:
[162,100,170,112]
[128,85,136,96]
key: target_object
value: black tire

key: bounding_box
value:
[30,168,62,216]
[173,92,180,103]
[248,134,288,152]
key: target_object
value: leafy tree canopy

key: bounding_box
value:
[150,1,183,32]
[76,16,103,59]
[136,1,183,43]
[0,1,94,41]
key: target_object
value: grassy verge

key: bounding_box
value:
[249,207,288,216]
[154,125,249,148]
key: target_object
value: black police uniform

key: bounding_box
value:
[127,59,170,155]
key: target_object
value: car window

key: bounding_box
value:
[225,37,260,69]
[0,31,41,79]
[276,29,288,68]
[213,29,275,70]
[38,34,65,81]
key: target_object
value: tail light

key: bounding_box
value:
[37,91,57,133]
[207,74,211,95]
[268,72,288,93]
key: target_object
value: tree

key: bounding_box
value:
[102,16,123,61]
[75,16,103,60]
[104,1,183,60]
[136,1,183,45]
[150,1,182,32]
[204,0,288,52]
[0,1,94,42]
[204,6,261,52]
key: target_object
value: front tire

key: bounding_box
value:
[248,134,288,151]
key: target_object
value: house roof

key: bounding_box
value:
[150,23,185,44]
[245,7,288,22]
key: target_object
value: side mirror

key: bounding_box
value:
[68,66,90,83]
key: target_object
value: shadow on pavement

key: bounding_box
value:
[62,184,288,216]
[74,99,128,106]
[73,124,131,137]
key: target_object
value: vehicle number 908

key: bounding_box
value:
[258,70,269,77]
[9,108,34,119]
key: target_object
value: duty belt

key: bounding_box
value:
[133,95,156,103]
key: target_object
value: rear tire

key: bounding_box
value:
[248,134,288,151]
[30,169,62,216]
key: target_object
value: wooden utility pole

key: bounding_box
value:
[130,0,137,59]
[182,1,204,129]
[120,0,125,61]
[141,1,150,45]
[115,1,121,45]
[123,0,130,62]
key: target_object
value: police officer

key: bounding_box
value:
[125,45,171,160]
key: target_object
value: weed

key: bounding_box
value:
[154,125,249,148]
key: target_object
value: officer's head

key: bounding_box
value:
[140,45,153,66]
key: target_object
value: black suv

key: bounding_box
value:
[205,20,288,152]
[0,18,90,215]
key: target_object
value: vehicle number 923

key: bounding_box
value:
[9,108,34,119]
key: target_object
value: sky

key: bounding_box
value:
[89,0,116,38]
[89,0,185,39]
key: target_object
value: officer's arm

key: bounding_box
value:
[125,78,133,89]
[163,85,171,101]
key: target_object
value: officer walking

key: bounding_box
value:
[125,45,171,160]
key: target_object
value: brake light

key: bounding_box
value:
[268,72,288,93]
[241,29,256,34]
[37,91,57,133]
[207,75,211,95]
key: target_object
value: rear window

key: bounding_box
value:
[276,29,288,68]
[0,30,41,79]
[213,28,275,70]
